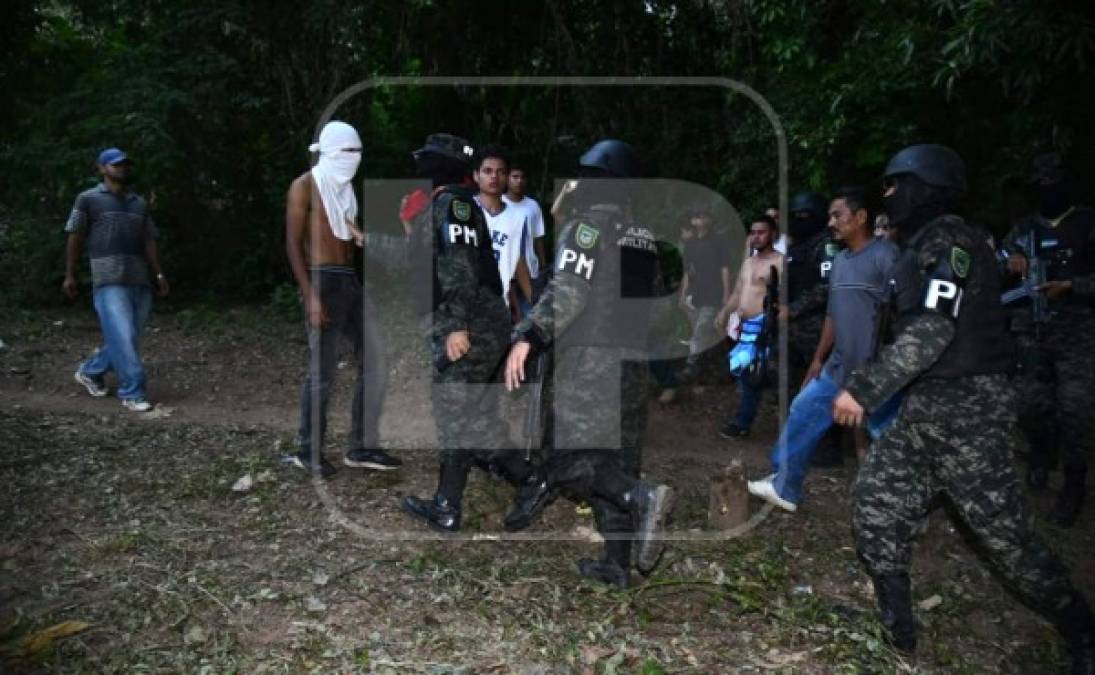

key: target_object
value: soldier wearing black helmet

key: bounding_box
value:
[399,133,537,532]
[830,144,1095,671]
[501,139,675,589]
[785,192,837,335]
[1001,152,1095,526]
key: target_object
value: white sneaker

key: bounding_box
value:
[747,477,798,512]
[74,370,107,397]
[657,388,677,404]
[122,398,153,412]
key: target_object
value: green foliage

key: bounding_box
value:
[2,0,1094,306]
[267,283,302,323]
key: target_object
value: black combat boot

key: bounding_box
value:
[400,493,461,532]
[1055,592,1095,675]
[503,469,553,532]
[1049,466,1087,527]
[871,574,917,654]
[577,538,632,589]
[400,461,467,532]
[621,482,675,574]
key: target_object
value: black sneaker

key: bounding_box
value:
[719,422,750,439]
[344,448,403,471]
[282,450,337,479]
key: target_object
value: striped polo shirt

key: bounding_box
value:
[64,183,158,288]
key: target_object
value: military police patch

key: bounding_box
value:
[950,246,971,278]
[451,199,471,222]
[575,223,599,249]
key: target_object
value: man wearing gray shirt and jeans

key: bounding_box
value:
[64,148,168,412]
[749,188,898,511]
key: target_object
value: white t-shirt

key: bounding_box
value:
[476,195,527,302]
[502,193,546,278]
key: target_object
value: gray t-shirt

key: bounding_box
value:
[823,236,899,385]
[65,183,158,288]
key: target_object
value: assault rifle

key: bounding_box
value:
[999,228,1051,338]
[872,278,898,357]
[866,278,903,440]
[522,350,549,460]
[743,265,779,388]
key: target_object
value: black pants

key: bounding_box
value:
[297,267,387,454]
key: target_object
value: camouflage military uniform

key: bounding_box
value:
[514,202,657,556]
[845,215,1084,625]
[425,186,530,490]
[1002,209,1095,508]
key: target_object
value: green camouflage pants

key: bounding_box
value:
[853,374,1078,615]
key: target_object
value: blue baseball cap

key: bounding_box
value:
[97,148,129,165]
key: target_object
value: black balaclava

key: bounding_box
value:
[884,173,958,238]
[571,167,628,210]
[415,153,468,187]
[789,209,825,240]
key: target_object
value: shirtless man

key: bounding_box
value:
[283,120,400,478]
[715,215,783,438]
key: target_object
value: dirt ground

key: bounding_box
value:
[1,302,1091,673]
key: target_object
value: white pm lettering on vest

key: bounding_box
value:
[924,279,962,317]
[448,223,478,246]
[820,260,833,278]
[558,247,595,280]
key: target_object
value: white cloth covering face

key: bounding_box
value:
[309,121,362,242]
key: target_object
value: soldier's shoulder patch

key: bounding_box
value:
[451,199,472,222]
[950,246,971,278]
[575,222,599,249]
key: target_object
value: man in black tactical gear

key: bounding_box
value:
[1002,153,1095,526]
[399,133,537,532]
[502,139,674,589]
[831,144,1095,672]
[784,190,843,465]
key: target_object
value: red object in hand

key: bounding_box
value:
[400,188,430,222]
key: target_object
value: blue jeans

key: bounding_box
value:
[769,372,841,505]
[734,376,763,430]
[79,284,153,400]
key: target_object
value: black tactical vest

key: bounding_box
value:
[786,230,833,303]
[411,185,503,315]
[561,205,658,349]
[899,217,1015,379]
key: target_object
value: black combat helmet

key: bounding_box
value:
[789,191,828,220]
[883,144,966,192]
[579,139,641,178]
[413,133,475,165]
[788,190,828,239]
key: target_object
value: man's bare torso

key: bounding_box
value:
[293,171,355,267]
[736,251,783,318]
